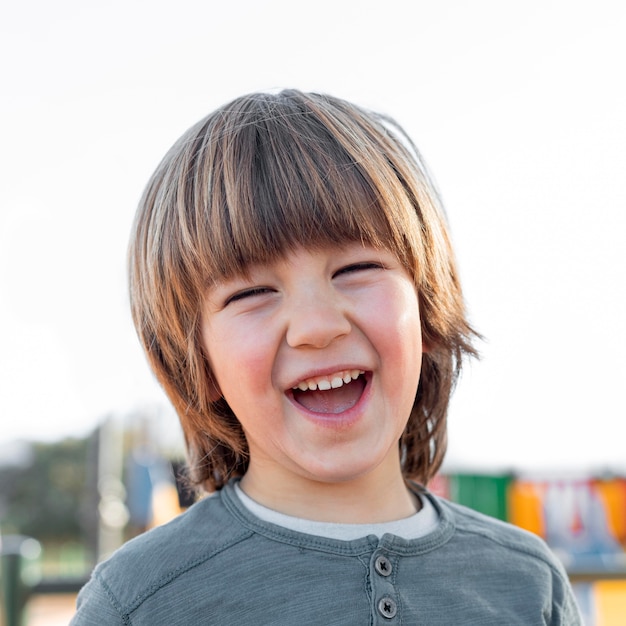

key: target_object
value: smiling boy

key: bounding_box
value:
[72,90,582,624]
[202,244,423,523]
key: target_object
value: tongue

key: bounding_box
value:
[293,378,365,414]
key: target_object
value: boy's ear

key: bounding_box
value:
[207,374,223,402]
[201,349,223,401]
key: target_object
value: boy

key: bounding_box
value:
[72,90,582,624]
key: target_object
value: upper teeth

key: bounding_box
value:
[293,369,364,392]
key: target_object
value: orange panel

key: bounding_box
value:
[508,481,545,538]
[591,479,626,543]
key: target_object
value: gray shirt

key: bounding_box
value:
[72,481,582,625]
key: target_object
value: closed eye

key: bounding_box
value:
[333,262,384,278]
[225,287,273,305]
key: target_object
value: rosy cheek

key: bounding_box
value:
[234,345,273,390]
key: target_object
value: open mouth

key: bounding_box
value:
[291,370,368,415]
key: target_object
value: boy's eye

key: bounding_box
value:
[333,262,383,278]
[225,287,272,305]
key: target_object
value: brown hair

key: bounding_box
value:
[129,89,478,493]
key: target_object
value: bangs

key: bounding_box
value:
[183,91,422,283]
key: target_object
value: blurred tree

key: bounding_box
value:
[0,436,90,541]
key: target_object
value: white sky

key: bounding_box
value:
[0,0,624,473]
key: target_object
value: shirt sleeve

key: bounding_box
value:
[551,570,584,626]
[70,574,126,625]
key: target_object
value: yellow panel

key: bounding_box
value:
[150,482,183,528]
[594,580,626,626]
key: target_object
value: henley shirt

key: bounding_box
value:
[71,480,582,625]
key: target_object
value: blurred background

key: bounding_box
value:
[0,1,624,624]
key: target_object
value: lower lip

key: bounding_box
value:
[286,374,372,429]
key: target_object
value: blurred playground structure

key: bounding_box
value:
[1,412,625,625]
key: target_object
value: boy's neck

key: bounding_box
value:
[239,466,420,524]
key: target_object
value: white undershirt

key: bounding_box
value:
[234,483,439,540]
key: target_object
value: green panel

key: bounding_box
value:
[448,474,512,521]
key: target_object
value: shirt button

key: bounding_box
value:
[375,555,392,577]
[378,597,398,619]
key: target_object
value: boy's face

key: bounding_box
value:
[201,243,423,493]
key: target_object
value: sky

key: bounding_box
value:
[0,0,624,473]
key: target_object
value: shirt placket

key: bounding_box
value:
[370,551,400,623]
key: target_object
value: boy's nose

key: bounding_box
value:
[285,292,351,349]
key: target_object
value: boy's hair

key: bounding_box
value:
[129,89,478,493]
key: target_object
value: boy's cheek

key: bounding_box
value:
[216,350,274,399]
